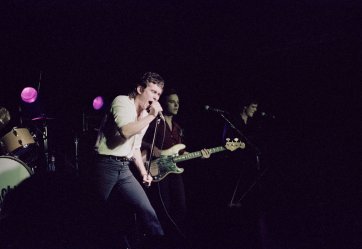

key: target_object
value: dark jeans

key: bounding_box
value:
[92,155,164,237]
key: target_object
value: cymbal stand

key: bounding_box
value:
[42,124,55,172]
[43,125,49,170]
[74,135,79,171]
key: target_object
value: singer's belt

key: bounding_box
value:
[97,154,134,162]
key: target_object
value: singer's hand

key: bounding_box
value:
[148,101,163,119]
[142,173,153,187]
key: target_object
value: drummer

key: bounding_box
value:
[0,107,11,132]
[0,107,11,154]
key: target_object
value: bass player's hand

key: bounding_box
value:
[201,148,211,159]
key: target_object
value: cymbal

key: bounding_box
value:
[32,116,55,121]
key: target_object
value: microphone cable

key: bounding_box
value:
[149,117,188,241]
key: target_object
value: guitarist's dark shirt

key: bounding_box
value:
[153,119,185,153]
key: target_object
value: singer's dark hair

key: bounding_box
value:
[129,72,165,98]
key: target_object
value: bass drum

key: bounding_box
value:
[0,156,33,213]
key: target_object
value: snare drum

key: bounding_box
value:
[0,156,33,211]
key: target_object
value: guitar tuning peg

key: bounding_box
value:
[234,138,239,142]
[226,138,230,141]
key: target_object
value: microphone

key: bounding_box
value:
[205,105,228,114]
[260,111,276,119]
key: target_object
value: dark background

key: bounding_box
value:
[1,1,361,248]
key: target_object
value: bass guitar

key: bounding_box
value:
[148,138,245,182]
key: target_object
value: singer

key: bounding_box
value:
[92,72,165,249]
[142,88,211,249]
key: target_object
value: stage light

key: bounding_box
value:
[20,87,38,103]
[92,96,104,110]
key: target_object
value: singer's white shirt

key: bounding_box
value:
[95,95,148,158]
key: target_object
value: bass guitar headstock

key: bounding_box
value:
[225,138,246,151]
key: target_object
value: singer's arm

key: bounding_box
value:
[111,96,160,139]
[120,115,157,139]
[121,102,163,138]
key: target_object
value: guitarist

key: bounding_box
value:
[142,88,210,249]
[222,96,268,249]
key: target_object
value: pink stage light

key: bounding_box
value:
[93,96,104,110]
[21,87,38,103]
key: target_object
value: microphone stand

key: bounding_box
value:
[219,113,261,157]
[145,117,162,176]
[217,113,262,207]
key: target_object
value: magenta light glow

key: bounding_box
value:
[93,96,104,110]
[21,87,38,103]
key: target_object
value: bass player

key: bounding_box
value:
[142,88,210,249]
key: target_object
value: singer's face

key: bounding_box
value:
[165,94,179,116]
[138,83,163,109]
[245,104,258,117]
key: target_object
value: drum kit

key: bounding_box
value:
[0,109,55,213]
[0,105,100,215]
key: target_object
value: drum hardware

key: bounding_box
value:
[31,116,55,121]
[74,135,79,171]
[29,115,56,172]
[42,125,54,172]
[35,122,53,172]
